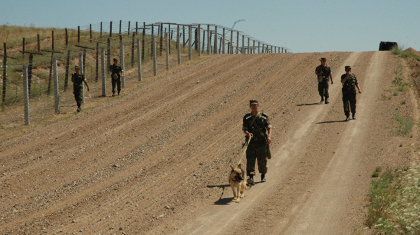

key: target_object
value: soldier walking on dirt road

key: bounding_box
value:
[71,66,89,112]
[341,66,361,121]
[110,58,124,97]
[315,58,334,104]
[242,100,272,185]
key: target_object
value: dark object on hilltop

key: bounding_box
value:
[379,41,398,51]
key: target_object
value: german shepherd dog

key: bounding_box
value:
[229,164,250,202]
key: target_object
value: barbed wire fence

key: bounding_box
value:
[0,20,289,128]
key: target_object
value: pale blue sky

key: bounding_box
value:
[1,0,419,53]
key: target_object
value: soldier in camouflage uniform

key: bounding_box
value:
[242,100,272,185]
[71,66,89,112]
[110,58,123,96]
[315,58,334,104]
[341,66,361,121]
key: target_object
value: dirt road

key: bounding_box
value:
[0,51,417,234]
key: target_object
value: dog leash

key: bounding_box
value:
[237,135,252,165]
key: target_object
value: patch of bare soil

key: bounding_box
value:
[0,51,418,234]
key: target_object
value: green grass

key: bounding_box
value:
[367,165,420,234]
[394,113,414,136]
[392,45,420,61]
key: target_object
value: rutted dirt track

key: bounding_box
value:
[0,51,417,234]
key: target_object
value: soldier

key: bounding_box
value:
[315,58,334,104]
[242,100,272,185]
[110,58,124,96]
[341,66,361,121]
[71,66,89,112]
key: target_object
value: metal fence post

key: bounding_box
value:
[53,57,60,114]
[101,48,106,97]
[23,64,30,125]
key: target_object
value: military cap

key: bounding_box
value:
[75,66,79,69]
[345,66,351,70]
[249,100,259,105]
[113,58,118,62]
[319,58,327,61]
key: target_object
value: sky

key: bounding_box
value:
[1,0,419,53]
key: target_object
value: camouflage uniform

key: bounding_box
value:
[341,73,359,117]
[72,72,85,109]
[242,112,271,177]
[110,64,122,95]
[315,64,332,101]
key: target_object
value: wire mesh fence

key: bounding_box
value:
[0,20,289,129]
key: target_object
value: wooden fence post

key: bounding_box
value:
[131,33,135,68]
[142,22,146,60]
[188,25,192,60]
[177,25,181,64]
[242,35,245,54]
[37,34,40,52]
[53,57,60,114]
[166,33,169,70]
[1,43,6,108]
[137,39,142,82]
[214,25,217,54]
[236,31,239,54]
[95,42,99,81]
[152,35,157,76]
[128,21,131,35]
[230,30,233,54]
[197,24,201,57]
[65,28,68,46]
[22,38,26,59]
[101,48,106,97]
[64,50,70,91]
[100,22,103,37]
[79,53,84,104]
[222,27,225,54]
[107,38,111,73]
[207,25,210,54]
[110,21,113,37]
[28,53,33,96]
[23,64,30,125]
[90,24,92,41]
[119,20,122,35]
[160,23,163,56]
[120,42,125,88]
[78,26,80,43]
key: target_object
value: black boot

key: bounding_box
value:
[325,98,329,104]
[247,175,255,185]
[261,174,266,182]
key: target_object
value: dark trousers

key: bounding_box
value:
[318,81,329,98]
[73,86,82,107]
[342,92,356,116]
[246,142,268,176]
[112,78,121,95]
